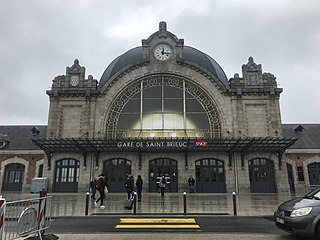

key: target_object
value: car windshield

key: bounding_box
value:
[305,187,320,199]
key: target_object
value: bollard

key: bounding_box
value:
[183,192,187,216]
[85,192,90,216]
[232,192,237,216]
[133,192,137,215]
[0,196,6,240]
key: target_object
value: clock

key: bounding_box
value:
[154,44,172,61]
[70,75,79,86]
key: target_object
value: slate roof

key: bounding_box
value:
[0,125,47,150]
[282,124,320,149]
[99,46,229,88]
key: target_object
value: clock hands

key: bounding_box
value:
[154,45,172,60]
[161,47,165,55]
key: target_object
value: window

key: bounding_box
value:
[297,166,305,181]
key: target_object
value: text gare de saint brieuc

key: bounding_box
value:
[117,141,188,148]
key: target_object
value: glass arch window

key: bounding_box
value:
[106,75,221,138]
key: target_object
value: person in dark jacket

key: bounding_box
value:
[136,175,143,201]
[94,173,107,209]
[125,173,134,199]
[188,175,195,193]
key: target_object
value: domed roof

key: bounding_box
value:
[99,46,229,88]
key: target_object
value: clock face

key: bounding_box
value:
[154,44,172,61]
[70,75,79,86]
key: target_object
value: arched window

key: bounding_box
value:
[308,162,320,185]
[195,158,225,193]
[248,158,276,193]
[106,75,221,139]
[103,158,132,193]
[53,158,80,192]
[1,163,25,191]
[149,158,178,192]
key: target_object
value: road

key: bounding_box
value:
[38,216,315,240]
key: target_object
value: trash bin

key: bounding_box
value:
[30,177,48,193]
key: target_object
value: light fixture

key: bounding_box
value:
[149,132,155,138]
[171,132,177,138]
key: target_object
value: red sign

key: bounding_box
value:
[195,140,208,147]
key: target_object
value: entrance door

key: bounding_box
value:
[286,163,295,193]
[308,162,320,185]
[1,163,25,191]
[195,159,226,193]
[103,158,131,193]
[149,158,178,192]
[249,158,276,193]
[53,158,80,192]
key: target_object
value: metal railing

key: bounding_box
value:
[0,193,52,240]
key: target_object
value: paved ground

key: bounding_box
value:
[2,191,314,240]
[39,233,310,240]
[1,191,299,217]
[36,216,313,240]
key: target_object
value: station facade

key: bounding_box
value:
[1,22,319,195]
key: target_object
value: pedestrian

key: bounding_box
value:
[136,175,143,201]
[89,177,96,200]
[188,175,195,193]
[125,173,134,199]
[95,173,107,209]
[159,175,167,197]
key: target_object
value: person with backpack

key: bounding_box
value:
[94,173,107,209]
[159,175,167,197]
[125,173,134,200]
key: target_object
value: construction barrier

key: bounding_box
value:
[0,196,6,240]
[0,193,52,240]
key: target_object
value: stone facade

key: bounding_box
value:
[40,22,286,193]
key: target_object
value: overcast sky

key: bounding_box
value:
[0,0,319,125]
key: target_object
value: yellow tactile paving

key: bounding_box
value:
[115,218,200,229]
[115,224,200,229]
[119,218,196,223]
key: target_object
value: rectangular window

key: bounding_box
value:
[297,166,305,181]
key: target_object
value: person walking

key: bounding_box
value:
[125,173,134,199]
[89,177,96,200]
[95,173,107,209]
[136,175,143,202]
[159,175,167,197]
[188,175,195,193]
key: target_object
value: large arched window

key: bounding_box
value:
[105,75,221,139]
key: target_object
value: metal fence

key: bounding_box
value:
[0,194,52,240]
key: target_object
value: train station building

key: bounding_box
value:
[1,22,319,194]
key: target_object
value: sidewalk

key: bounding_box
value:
[2,191,296,217]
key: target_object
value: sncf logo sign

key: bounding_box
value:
[195,140,208,147]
